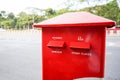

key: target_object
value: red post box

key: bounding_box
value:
[34,12,115,80]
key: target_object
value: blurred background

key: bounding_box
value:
[0,0,120,80]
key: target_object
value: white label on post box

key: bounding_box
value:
[52,36,63,40]
[81,52,92,56]
[52,50,62,54]
[78,36,84,41]
[72,52,80,55]
[72,52,92,56]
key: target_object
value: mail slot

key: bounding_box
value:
[70,42,90,49]
[47,41,65,48]
[34,12,115,80]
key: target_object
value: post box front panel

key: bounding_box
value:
[42,27,105,80]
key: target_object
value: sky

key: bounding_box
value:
[0,0,65,14]
[0,0,119,15]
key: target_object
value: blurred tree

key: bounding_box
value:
[0,11,16,29]
[0,11,6,18]
[47,8,54,15]
[44,8,56,18]
[16,12,28,29]
[7,12,15,19]
[55,8,70,15]
[16,11,45,29]
[80,0,120,24]
[1,19,14,29]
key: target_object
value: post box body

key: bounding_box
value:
[42,27,105,80]
[34,12,115,80]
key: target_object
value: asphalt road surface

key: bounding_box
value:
[0,30,42,80]
[105,36,120,80]
[0,30,120,80]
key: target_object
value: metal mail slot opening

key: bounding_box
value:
[70,42,90,50]
[47,41,65,48]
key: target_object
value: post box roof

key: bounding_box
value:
[34,12,116,28]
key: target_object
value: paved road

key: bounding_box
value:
[0,30,42,80]
[105,36,120,80]
[0,30,120,80]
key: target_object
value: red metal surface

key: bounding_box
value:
[34,12,115,28]
[42,27,106,80]
[34,12,116,80]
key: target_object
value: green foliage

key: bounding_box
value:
[0,11,15,29]
[55,8,70,15]
[1,19,14,29]
[79,0,84,2]
[45,8,55,16]
[80,0,120,24]
[0,11,46,29]
[8,12,15,19]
